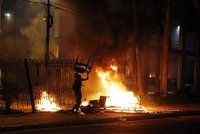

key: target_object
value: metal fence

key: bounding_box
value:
[0,59,75,113]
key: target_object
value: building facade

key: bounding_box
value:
[140,1,200,96]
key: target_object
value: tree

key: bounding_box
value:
[160,1,170,97]
[132,0,143,96]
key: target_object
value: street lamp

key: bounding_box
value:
[176,25,180,32]
[5,12,12,21]
[4,12,13,33]
[176,25,180,40]
[5,13,11,17]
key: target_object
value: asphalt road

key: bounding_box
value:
[5,116,200,134]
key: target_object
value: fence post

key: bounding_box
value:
[24,59,36,113]
[36,62,40,86]
[1,67,11,114]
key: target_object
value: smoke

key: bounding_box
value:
[0,35,30,58]
[61,0,138,100]
[20,13,46,59]
[53,0,135,100]
[0,0,59,59]
[59,0,133,61]
[0,0,133,60]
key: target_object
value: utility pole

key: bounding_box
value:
[0,0,3,36]
[45,0,53,63]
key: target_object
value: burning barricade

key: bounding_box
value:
[81,61,145,113]
[35,58,145,114]
[81,96,107,113]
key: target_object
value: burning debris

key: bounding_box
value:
[81,96,107,113]
[96,64,145,113]
[81,61,145,113]
[36,91,61,112]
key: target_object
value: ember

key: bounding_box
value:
[36,91,61,112]
[96,63,145,112]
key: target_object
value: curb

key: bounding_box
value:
[1,111,200,132]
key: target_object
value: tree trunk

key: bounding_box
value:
[132,0,143,96]
[161,4,170,97]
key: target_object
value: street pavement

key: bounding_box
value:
[4,115,200,134]
[1,105,200,133]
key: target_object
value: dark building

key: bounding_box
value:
[138,1,200,96]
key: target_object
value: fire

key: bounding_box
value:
[149,73,155,78]
[110,65,118,71]
[36,91,61,112]
[96,64,144,112]
[81,101,89,107]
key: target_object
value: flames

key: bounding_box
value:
[81,101,90,107]
[36,91,61,112]
[96,64,144,112]
[35,62,144,113]
[149,73,156,78]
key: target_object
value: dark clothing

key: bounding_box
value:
[72,78,82,92]
[72,78,83,113]
[72,90,82,113]
[72,72,89,113]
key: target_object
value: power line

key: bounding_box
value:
[51,1,77,12]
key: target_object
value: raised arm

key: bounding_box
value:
[81,71,89,81]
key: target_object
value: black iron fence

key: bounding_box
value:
[0,59,75,113]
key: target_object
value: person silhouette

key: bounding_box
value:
[72,72,89,114]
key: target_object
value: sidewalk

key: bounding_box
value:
[1,105,200,132]
[145,105,200,112]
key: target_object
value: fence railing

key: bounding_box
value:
[0,59,75,113]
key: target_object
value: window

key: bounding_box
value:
[167,53,180,94]
[185,31,196,51]
[147,47,159,94]
[183,57,196,93]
